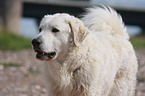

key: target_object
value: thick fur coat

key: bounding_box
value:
[32,6,138,96]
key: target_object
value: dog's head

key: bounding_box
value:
[32,13,88,61]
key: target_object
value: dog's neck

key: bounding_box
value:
[56,50,69,64]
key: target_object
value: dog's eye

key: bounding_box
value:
[39,28,42,33]
[52,28,59,33]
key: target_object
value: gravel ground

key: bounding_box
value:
[0,49,145,96]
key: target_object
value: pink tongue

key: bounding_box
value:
[43,55,50,60]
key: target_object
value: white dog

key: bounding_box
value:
[32,6,138,96]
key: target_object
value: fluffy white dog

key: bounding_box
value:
[32,6,138,96]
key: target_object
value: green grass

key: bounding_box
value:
[29,69,40,74]
[130,36,145,49]
[137,78,145,82]
[0,30,145,51]
[0,63,21,68]
[0,31,32,51]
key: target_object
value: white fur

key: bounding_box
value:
[35,6,138,96]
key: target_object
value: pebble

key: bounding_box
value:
[42,88,47,93]
[35,85,41,90]
[0,65,4,71]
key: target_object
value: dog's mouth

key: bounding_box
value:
[35,49,57,61]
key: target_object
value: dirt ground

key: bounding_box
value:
[0,49,145,96]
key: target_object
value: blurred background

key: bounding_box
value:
[0,0,145,96]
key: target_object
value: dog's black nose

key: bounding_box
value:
[32,38,42,47]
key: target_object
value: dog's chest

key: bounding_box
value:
[45,67,85,96]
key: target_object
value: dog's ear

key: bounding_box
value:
[68,17,88,46]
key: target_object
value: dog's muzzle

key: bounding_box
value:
[31,38,57,61]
